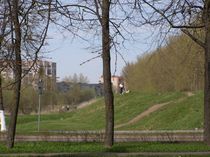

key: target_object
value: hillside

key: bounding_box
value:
[120,91,203,130]
[15,91,203,133]
[123,34,204,92]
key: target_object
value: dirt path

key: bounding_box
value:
[114,101,171,129]
[77,92,194,129]
[115,93,194,129]
[77,99,98,109]
[185,91,195,97]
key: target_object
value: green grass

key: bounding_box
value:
[0,142,210,154]
[121,91,203,130]
[15,91,184,133]
[114,91,184,125]
[1,91,207,156]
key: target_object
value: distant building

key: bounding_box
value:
[79,83,104,96]
[56,82,103,96]
[56,81,73,93]
[1,60,56,90]
[99,75,124,93]
[23,60,56,90]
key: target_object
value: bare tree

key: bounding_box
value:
[6,0,23,148]
[0,0,115,148]
[0,0,52,148]
[101,0,114,147]
[0,0,10,132]
[134,0,210,144]
[51,0,136,147]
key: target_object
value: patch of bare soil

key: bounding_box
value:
[185,92,195,97]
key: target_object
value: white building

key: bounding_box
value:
[1,60,56,89]
[99,75,124,93]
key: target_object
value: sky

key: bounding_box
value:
[45,25,156,84]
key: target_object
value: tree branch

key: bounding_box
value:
[181,28,205,48]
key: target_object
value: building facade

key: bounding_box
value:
[2,60,56,90]
[99,75,124,93]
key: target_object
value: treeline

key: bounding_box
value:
[2,74,96,114]
[3,84,95,114]
[123,34,204,92]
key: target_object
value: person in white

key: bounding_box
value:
[119,83,124,94]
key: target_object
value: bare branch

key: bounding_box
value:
[181,28,205,48]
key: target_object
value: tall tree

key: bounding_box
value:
[135,0,210,144]
[204,0,210,144]
[123,34,204,92]
[7,0,22,148]
[0,0,52,148]
[101,0,114,147]
[52,0,134,147]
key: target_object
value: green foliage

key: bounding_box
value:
[2,76,95,114]
[60,84,95,107]
[20,86,38,114]
[123,34,204,92]
[2,90,14,111]
[63,73,89,83]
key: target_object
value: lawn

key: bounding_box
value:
[121,91,203,130]
[1,91,208,156]
[15,91,185,133]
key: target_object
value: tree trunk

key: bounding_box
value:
[102,0,114,148]
[204,0,210,145]
[7,0,22,148]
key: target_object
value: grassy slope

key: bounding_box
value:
[120,91,203,130]
[16,92,184,133]
[114,92,183,125]
[14,92,203,133]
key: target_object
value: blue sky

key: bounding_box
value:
[45,25,156,83]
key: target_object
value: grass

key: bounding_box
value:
[0,142,210,154]
[1,92,207,156]
[114,91,184,125]
[121,91,203,130]
[15,91,184,133]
